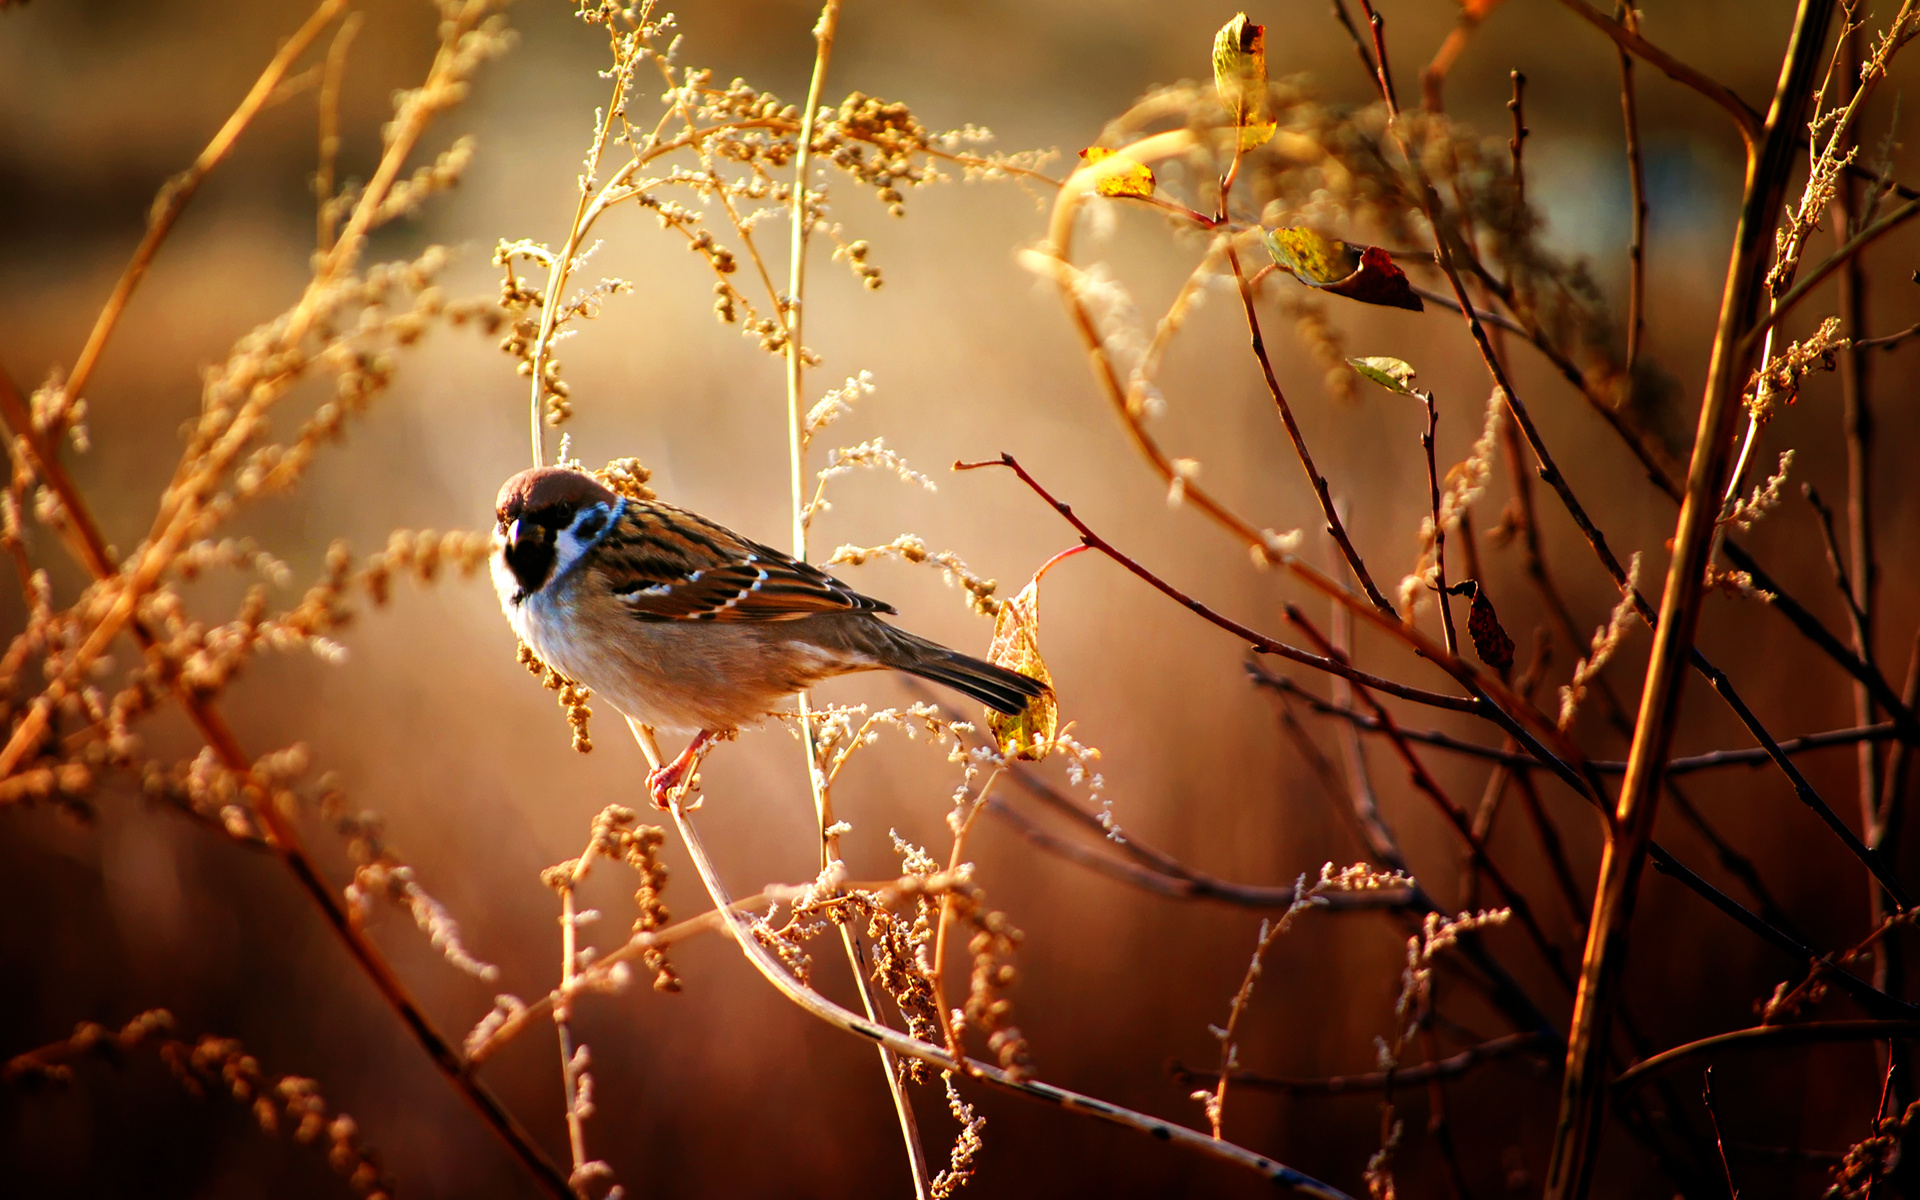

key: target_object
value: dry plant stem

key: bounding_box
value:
[1226,246,1393,615]
[1742,195,1920,347]
[932,770,1002,1062]
[1418,1020,1471,1200]
[556,871,593,1181]
[1174,1031,1549,1095]
[1645,845,1914,1020]
[1353,0,1400,113]
[1417,389,1458,653]
[1326,584,1402,874]
[1418,6,1485,113]
[1617,3,1647,370]
[1286,607,1573,990]
[1547,8,1837,1190]
[1420,125,1906,905]
[1702,1067,1739,1198]
[1515,770,1591,929]
[965,729,1420,912]
[954,454,1586,791]
[1807,487,1872,673]
[982,790,1408,910]
[1329,0,1381,85]
[315,11,363,254]
[1882,632,1920,857]
[1038,146,1586,766]
[0,7,575,1190]
[662,799,1359,1198]
[1508,71,1528,208]
[1722,541,1920,742]
[1278,693,1393,867]
[0,369,573,1198]
[1830,34,1895,1014]
[5,0,505,781]
[524,69,627,467]
[1265,665,1560,1042]
[1252,668,1898,775]
[1613,1022,1920,1093]
[775,6,929,1191]
[1550,0,1763,147]
[62,0,350,411]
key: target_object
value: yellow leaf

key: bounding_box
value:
[1266,229,1425,312]
[1213,13,1273,144]
[1077,146,1155,199]
[1263,226,1358,286]
[1236,121,1277,151]
[985,577,1056,761]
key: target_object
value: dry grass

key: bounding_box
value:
[6,1,1920,1197]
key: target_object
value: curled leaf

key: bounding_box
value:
[1348,356,1419,395]
[986,576,1059,761]
[1447,580,1514,672]
[1213,13,1277,149]
[1264,228,1424,312]
[1077,146,1155,199]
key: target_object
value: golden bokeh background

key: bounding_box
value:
[5,1,1919,1196]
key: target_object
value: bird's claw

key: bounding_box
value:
[646,759,692,810]
[645,729,720,810]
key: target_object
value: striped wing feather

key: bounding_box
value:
[595,501,894,622]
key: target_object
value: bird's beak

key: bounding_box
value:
[505,518,523,548]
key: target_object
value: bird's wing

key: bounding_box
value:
[594,501,895,622]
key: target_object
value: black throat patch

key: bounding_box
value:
[504,523,557,601]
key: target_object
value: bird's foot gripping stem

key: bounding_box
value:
[645,729,721,810]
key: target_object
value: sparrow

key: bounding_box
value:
[491,466,1049,803]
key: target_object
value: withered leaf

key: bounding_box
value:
[1077,146,1156,199]
[986,576,1057,761]
[1447,580,1514,672]
[1264,228,1424,312]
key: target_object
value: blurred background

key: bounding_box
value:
[4,0,1919,1196]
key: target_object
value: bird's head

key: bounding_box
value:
[493,467,622,603]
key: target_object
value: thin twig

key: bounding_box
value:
[315,11,363,254]
[1417,388,1459,653]
[1508,71,1528,210]
[1617,4,1648,370]
[0,20,576,1196]
[1703,1067,1741,1199]
[1548,11,1838,1191]
[1285,607,1575,991]
[1226,245,1394,614]
[1353,0,1401,114]
[1252,669,1898,775]
[1722,542,1920,743]
[1614,1021,1920,1092]
[662,795,1360,1198]
[1173,1031,1550,1095]
[63,0,350,411]
[954,453,1587,787]
[1548,0,1764,147]
[1646,844,1915,1020]
[1420,92,1910,908]
[778,6,929,1190]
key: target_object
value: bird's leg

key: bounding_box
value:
[646,729,720,809]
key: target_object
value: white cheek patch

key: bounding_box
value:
[550,500,620,583]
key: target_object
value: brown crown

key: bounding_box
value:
[495,467,619,524]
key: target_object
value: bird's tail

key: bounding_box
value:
[887,630,1049,715]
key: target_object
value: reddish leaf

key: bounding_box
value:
[1264,229,1424,312]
